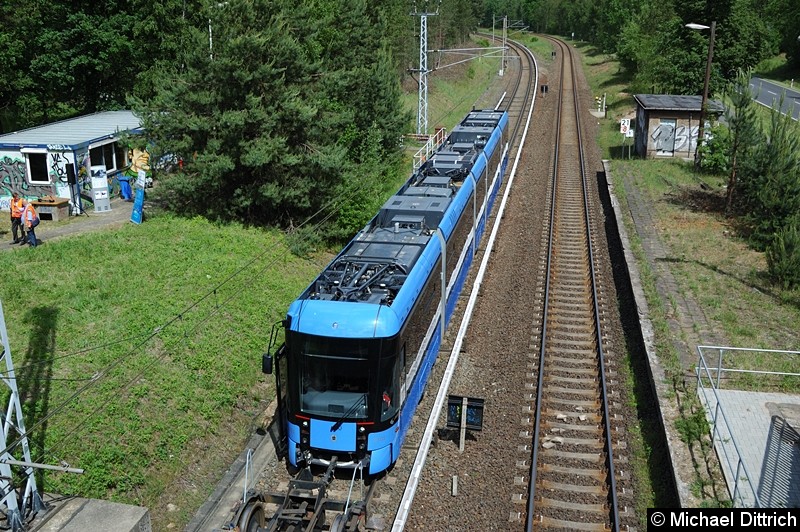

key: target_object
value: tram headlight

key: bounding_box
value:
[359,426,366,433]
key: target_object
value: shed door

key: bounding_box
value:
[654,119,676,156]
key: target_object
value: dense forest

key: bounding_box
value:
[3,0,798,133]
[492,0,800,95]
[1,0,798,234]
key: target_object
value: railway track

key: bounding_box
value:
[526,37,623,531]
[400,34,638,530]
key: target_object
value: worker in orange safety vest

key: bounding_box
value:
[20,199,39,247]
[10,192,25,245]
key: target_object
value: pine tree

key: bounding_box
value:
[737,95,800,249]
[131,0,410,228]
[722,69,761,214]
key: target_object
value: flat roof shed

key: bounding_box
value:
[632,94,724,159]
[0,110,143,152]
[0,111,144,210]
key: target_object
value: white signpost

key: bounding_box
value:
[620,119,633,158]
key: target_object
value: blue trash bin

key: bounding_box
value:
[118,176,133,201]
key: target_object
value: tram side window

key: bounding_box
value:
[475,166,487,207]
[379,354,400,422]
[488,144,500,180]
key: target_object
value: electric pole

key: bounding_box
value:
[411,1,441,136]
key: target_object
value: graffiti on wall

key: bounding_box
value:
[50,152,69,182]
[74,151,89,186]
[651,122,698,154]
[0,156,28,196]
[129,148,150,174]
[1,153,63,210]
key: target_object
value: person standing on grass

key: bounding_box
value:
[20,199,39,247]
[10,192,25,244]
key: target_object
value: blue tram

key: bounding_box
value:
[264,109,509,476]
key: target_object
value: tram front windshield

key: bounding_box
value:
[297,336,373,420]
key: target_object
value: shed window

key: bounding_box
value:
[26,153,49,184]
[103,144,115,171]
[115,143,127,169]
[89,141,128,173]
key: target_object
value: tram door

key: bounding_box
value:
[273,344,289,458]
[264,341,289,459]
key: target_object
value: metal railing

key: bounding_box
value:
[410,128,447,173]
[696,345,800,507]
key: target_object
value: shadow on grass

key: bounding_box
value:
[607,145,638,160]
[607,97,632,116]
[658,255,796,311]
[664,186,727,215]
[18,306,58,489]
[658,185,800,314]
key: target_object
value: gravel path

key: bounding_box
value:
[1,197,135,251]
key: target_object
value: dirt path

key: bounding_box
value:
[1,197,136,251]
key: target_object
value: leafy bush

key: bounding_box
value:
[699,123,730,175]
[766,222,800,290]
[286,225,323,258]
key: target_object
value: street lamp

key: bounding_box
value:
[686,21,716,167]
[208,2,229,60]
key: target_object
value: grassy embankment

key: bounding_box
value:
[0,42,503,531]
[574,38,800,511]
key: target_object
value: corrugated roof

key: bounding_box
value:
[634,94,725,113]
[0,111,143,149]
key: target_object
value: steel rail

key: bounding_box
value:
[526,37,620,531]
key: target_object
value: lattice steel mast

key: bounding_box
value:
[0,300,44,531]
[412,1,440,136]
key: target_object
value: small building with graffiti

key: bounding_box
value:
[633,94,725,159]
[0,110,147,214]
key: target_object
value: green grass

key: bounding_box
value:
[0,215,329,527]
[609,157,800,353]
[513,32,551,57]
[754,53,800,89]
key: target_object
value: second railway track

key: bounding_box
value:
[527,37,622,531]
